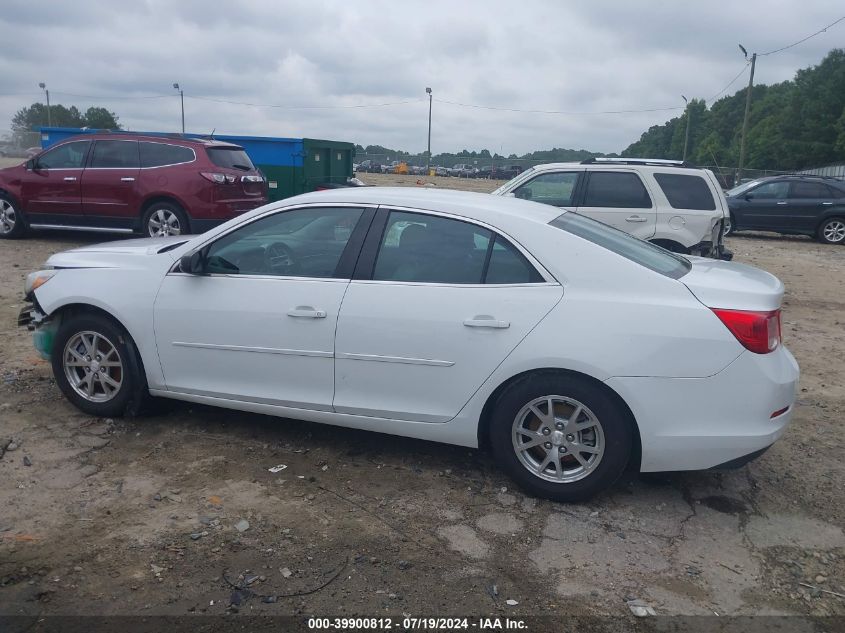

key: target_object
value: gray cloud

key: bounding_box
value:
[0,0,842,154]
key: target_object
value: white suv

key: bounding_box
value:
[491,158,731,259]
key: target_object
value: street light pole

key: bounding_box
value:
[425,87,432,174]
[38,82,51,128]
[173,83,185,134]
[681,95,691,162]
[737,46,757,182]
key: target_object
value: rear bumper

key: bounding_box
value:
[606,345,799,472]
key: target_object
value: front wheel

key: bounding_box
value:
[142,202,189,237]
[489,373,633,502]
[51,313,144,417]
[818,217,845,245]
[723,214,734,236]
[0,194,26,239]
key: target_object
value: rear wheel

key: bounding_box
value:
[818,217,845,245]
[51,313,144,417]
[142,202,189,237]
[0,194,26,239]
[489,373,633,502]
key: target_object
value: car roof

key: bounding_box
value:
[60,133,242,149]
[283,187,564,232]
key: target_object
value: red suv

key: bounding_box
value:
[0,133,268,239]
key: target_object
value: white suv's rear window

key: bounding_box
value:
[654,173,716,210]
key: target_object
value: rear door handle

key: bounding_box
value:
[822,202,833,205]
[625,215,648,222]
[287,306,327,319]
[63,177,77,182]
[776,201,788,205]
[463,316,510,329]
[121,177,135,182]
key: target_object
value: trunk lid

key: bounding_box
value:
[682,256,784,311]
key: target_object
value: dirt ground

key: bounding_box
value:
[1,171,843,624]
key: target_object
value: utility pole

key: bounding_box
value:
[425,87,432,174]
[681,95,691,162]
[38,82,51,127]
[737,46,756,182]
[173,83,185,134]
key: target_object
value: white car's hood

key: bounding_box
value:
[682,256,784,312]
[46,236,189,269]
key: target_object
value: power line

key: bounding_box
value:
[759,15,845,56]
[433,97,683,115]
[708,62,750,101]
[185,95,427,110]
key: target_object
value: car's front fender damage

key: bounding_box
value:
[18,297,58,360]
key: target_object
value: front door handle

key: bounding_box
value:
[625,215,648,222]
[287,306,327,319]
[822,202,833,205]
[776,201,788,205]
[464,316,510,329]
[63,176,77,182]
[121,177,136,182]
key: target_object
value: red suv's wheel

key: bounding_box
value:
[0,193,26,239]
[142,202,189,237]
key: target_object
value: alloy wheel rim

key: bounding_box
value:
[724,217,732,235]
[0,199,16,234]
[511,395,605,483]
[148,208,181,237]
[63,331,124,403]
[823,220,845,243]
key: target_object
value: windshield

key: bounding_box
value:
[491,166,536,195]
[726,180,763,197]
[206,147,256,171]
[549,212,691,279]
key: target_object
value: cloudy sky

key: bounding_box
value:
[0,0,842,155]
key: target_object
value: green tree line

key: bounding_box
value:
[10,103,120,145]
[622,48,845,170]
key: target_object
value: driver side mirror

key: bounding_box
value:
[515,187,532,200]
[744,193,754,201]
[179,250,206,275]
[25,158,37,171]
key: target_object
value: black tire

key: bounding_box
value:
[817,216,845,245]
[0,192,27,239]
[141,201,189,237]
[51,313,145,417]
[488,372,633,502]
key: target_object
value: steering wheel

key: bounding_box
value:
[264,242,299,274]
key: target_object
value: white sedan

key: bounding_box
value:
[20,188,799,501]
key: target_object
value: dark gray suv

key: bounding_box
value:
[725,175,845,244]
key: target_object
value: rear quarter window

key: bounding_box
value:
[653,173,716,210]
[550,212,691,279]
[139,142,195,168]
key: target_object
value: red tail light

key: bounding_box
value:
[200,172,236,184]
[711,308,781,354]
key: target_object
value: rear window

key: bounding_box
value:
[582,172,652,208]
[206,147,255,171]
[654,173,716,210]
[550,212,691,279]
[139,142,195,168]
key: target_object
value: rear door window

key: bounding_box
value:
[582,172,652,208]
[139,142,195,168]
[90,140,140,168]
[373,211,544,284]
[206,147,255,171]
[790,181,831,199]
[653,173,716,210]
